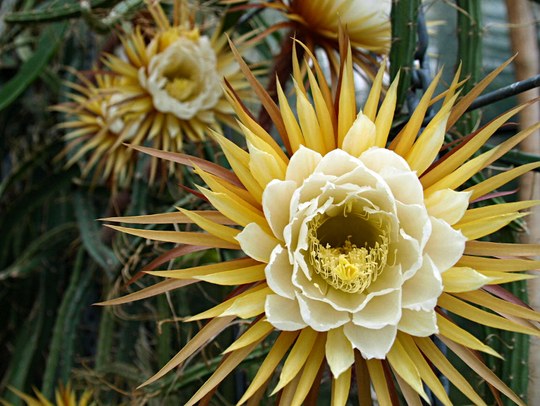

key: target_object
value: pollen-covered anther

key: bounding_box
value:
[308,214,389,294]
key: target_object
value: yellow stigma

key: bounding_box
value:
[308,212,389,293]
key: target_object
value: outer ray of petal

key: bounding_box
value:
[464,241,540,257]
[105,225,239,249]
[465,162,540,201]
[194,264,266,286]
[363,61,385,122]
[306,67,335,151]
[428,120,540,194]
[460,200,540,223]
[455,290,540,322]
[237,331,299,405]
[185,341,261,406]
[139,316,235,387]
[178,208,240,244]
[210,130,264,202]
[101,210,235,225]
[294,82,326,154]
[438,293,540,336]
[386,339,430,402]
[276,78,304,153]
[187,284,268,322]
[247,139,286,188]
[337,46,356,147]
[391,69,443,155]
[291,332,327,406]
[457,212,528,241]
[241,122,288,173]
[194,166,260,209]
[437,314,501,358]
[224,319,274,354]
[365,359,392,406]
[221,286,272,319]
[479,271,536,284]
[424,189,471,225]
[414,337,487,406]
[270,328,319,395]
[331,366,352,406]
[397,333,452,406]
[373,72,399,148]
[422,104,532,190]
[198,187,270,233]
[442,266,494,292]
[458,255,540,272]
[447,56,515,129]
[440,337,526,406]
[147,258,258,279]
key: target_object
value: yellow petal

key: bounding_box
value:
[271,328,319,395]
[185,341,261,406]
[224,319,274,354]
[237,331,299,405]
[139,316,235,387]
[365,359,392,406]
[195,264,266,286]
[337,46,356,147]
[397,333,452,406]
[363,61,385,122]
[331,366,352,406]
[177,208,240,244]
[291,332,327,406]
[101,210,235,225]
[440,337,525,406]
[374,72,399,148]
[455,290,540,322]
[96,279,196,306]
[221,286,272,318]
[105,225,239,249]
[424,189,471,225]
[147,258,258,279]
[387,339,430,402]
[442,266,493,292]
[478,270,536,284]
[460,200,540,224]
[438,293,540,336]
[436,314,500,358]
[277,78,304,153]
[341,112,376,157]
[464,241,540,257]
[457,212,528,240]
[294,80,326,154]
[414,337,486,406]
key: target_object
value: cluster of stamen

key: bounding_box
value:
[308,212,389,293]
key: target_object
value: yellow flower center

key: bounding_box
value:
[165,77,198,101]
[307,207,389,294]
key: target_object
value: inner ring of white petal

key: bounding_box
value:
[307,201,390,294]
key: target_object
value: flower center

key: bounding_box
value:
[307,207,389,294]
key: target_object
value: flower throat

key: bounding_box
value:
[307,210,389,294]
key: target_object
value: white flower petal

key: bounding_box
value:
[344,323,397,359]
[296,293,350,332]
[263,179,297,241]
[425,216,467,272]
[265,245,296,299]
[402,255,442,311]
[359,147,411,173]
[352,289,402,328]
[315,149,362,177]
[396,201,431,250]
[398,309,438,336]
[326,327,355,378]
[425,189,471,225]
[382,170,424,205]
[236,223,279,263]
[285,145,322,186]
[265,295,306,331]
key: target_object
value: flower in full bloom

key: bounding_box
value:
[102,39,540,405]
[57,1,251,187]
